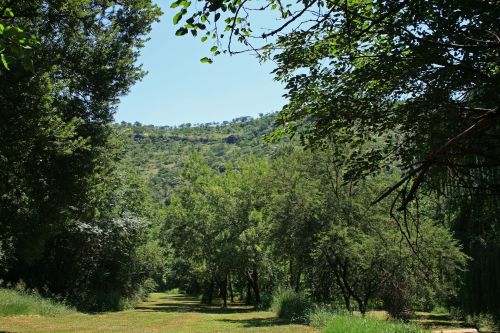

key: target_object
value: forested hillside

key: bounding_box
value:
[114,114,281,204]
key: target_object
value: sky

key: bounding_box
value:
[115,1,286,126]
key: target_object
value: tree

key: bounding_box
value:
[172,0,499,197]
[267,146,466,317]
[172,0,500,316]
[0,0,162,308]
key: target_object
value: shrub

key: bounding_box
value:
[323,314,427,333]
[431,306,448,314]
[0,289,74,317]
[465,313,499,333]
[257,293,273,310]
[164,288,182,295]
[39,216,153,311]
[271,289,313,323]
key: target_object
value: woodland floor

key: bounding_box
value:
[0,293,317,333]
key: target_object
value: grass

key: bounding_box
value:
[0,290,473,333]
[0,292,317,332]
[411,312,466,331]
[322,314,428,333]
[0,288,74,317]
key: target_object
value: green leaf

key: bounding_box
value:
[175,27,188,36]
[200,57,213,64]
[1,53,10,70]
[4,8,14,17]
[173,9,186,25]
[201,36,208,42]
[210,46,218,53]
[170,1,181,9]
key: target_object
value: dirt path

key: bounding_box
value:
[0,293,317,333]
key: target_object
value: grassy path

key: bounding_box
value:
[0,293,317,333]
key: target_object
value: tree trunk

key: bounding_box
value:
[246,279,253,304]
[207,279,214,305]
[221,275,228,308]
[288,259,302,292]
[228,274,234,303]
[356,298,367,316]
[251,268,261,306]
[294,259,302,292]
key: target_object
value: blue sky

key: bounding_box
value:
[115,1,285,126]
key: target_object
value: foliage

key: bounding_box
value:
[162,144,466,318]
[171,0,500,204]
[0,0,162,310]
[0,288,74,317]
[465,313,499,333]
[170,0,500,318]
[446,192,500,317]
[0,5,38,72]
[271,289,313,323]
[40,216,153,311]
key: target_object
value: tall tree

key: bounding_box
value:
[0,0,161,305]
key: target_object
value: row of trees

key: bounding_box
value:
[0,0,164,310]
[164,146,467,317]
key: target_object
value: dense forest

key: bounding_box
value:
[1,0,499,332]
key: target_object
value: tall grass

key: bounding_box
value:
[321,314,427,333]
[271,289,313,323]
[0,288,74,316]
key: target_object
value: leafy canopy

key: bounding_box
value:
[171,0,500,208]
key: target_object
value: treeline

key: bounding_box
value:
[0,0,164,311]
[163,146,467,318]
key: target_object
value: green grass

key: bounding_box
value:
[322,314,428,333]
[0,292,317,332]
[0,288,74,317]
[2,290,471,333]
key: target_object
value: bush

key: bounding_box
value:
[431,306,448,314]
[271,289,313,323]
[164,288,182,295]
[257,293,273,310]
[0,288,74,317]
[38,216,154,311]
[465,313,499,333]
[323,314,427,333]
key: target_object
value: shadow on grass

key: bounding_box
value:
[411,313,466,329]
[135,294,256,314]
[216,317,290,328]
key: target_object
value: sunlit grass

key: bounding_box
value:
[0,292,317,332]
[322,314,428,333]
